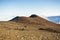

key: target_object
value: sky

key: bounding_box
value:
[0,0,60,21]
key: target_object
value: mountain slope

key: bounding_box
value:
[10,14,60,32]
[0,14,60,40]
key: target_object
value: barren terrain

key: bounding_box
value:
[0,14,60,40]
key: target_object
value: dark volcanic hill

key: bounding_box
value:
[10,14,60,33]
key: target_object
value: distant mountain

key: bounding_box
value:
[47,16,60,24]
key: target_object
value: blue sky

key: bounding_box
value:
[0,0,60,21]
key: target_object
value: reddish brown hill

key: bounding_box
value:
[30,14,60,32]
[10,16,40,25]
[10,14,60,32]
[30,14,60,26]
